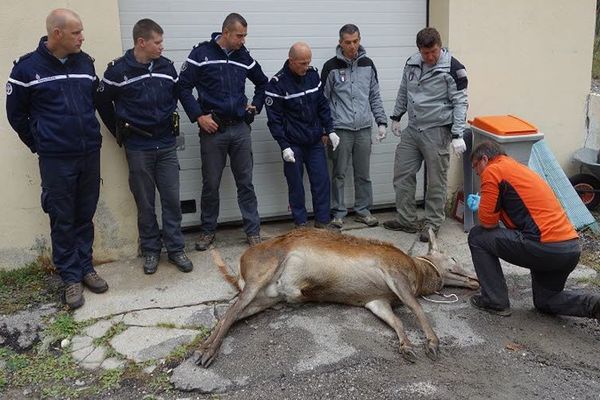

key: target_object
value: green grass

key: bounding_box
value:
[45,312,87,339]
[0,346,90,398]
[92,322,127,348]
[0,262,59,314]
[593,37,600,79]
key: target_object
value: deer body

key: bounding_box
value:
[199,228,478,367]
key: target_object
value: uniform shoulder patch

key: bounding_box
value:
[109,56,123,67]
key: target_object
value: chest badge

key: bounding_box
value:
[35,74,40,80]
[340,70,346,82]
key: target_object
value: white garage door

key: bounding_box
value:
[117,0,427,227]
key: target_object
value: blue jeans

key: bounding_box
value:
[39,151,100,284]
[126,146,184,255]
[284,141,331,225]
[199,122,260,235]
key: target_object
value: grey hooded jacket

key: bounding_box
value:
[321,46,387,131]
[392,48,468,138]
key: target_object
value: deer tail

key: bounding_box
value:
[210,249,241,292]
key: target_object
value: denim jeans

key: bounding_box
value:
[199,122,260,235]
[126,145,184,255]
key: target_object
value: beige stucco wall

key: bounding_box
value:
[430,0,596,193]
[0,0,137,269]
[0,0,595,270]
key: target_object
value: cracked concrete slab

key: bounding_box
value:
[84,319,115,339]
[110,326,200,362]
[73,251,237,321]
[121,305,216,329]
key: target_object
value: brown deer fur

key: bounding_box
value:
[197,228,479,367]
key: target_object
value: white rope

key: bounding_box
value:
[421,291,459,304]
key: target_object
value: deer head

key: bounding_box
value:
[425,227,479,290]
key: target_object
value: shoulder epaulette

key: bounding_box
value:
[160,55,174,64]
[13,51,34,65]
[108,56,123,67]
[193,40,209,49]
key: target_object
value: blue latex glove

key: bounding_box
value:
[467,193,480,211]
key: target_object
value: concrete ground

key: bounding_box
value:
[64,210,599,397]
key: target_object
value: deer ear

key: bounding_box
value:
[427,227,439,254]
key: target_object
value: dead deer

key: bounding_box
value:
[197,227,479,367]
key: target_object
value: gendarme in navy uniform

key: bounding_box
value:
[96,18,193,275]
[178,13,268,250]
[265,42,337,229]
[5,9,108,309]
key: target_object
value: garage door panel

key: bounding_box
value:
[118,0,426,228]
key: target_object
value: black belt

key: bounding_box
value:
[212,113,243,127]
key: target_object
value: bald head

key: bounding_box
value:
[287,42,312,76]
[46,8,81,34]
[288,42,311,60]
[45,8,85,59]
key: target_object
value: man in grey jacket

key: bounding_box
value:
[321,24,388,228]
[383,27,468,242]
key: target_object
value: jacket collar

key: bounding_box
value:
[124,48,164,70]
[210,32,247,56]
[407,47,451,69]
[37,35,85,65]
[335,45,366,64]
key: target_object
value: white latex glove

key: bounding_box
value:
[282,147,296,163]
[329,132,340,151]
[375,125,387,143]
[392,120,402,137]
[452,138,467,155]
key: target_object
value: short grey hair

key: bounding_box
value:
[339,24,360,40]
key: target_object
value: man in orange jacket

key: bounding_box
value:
[468,140,599,320]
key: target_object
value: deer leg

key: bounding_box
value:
[384,275,440,361]
[365,299,417,363]
[196,284,262,367]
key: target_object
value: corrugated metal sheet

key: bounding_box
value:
[529,140,599,232]
[116,0,427,227]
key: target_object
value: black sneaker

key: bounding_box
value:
[143,253,160,275]
[64,282,84,309]
[470,294,511,317]
[169,251,194,273]
[294,222,308,229]
[195,233,215,251]
[382,220,417,233]
[82,272,108,293]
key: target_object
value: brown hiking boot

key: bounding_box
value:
[64,282,84,309]
[247,234,262,247]
[195,233,215,251]
[83,272,109,293]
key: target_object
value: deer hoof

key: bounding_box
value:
[424,343,439,361]
[194,349,216,368]
[401,347,417,363]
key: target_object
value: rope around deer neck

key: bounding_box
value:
[415,256,459,304]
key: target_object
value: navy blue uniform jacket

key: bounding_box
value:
[6,37,101,156]
[265,61,334,150]
[178,32,268,122]
[95,49,178,150]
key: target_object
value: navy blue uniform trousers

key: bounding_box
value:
[39,151,100,284]
[284,142,330,225]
